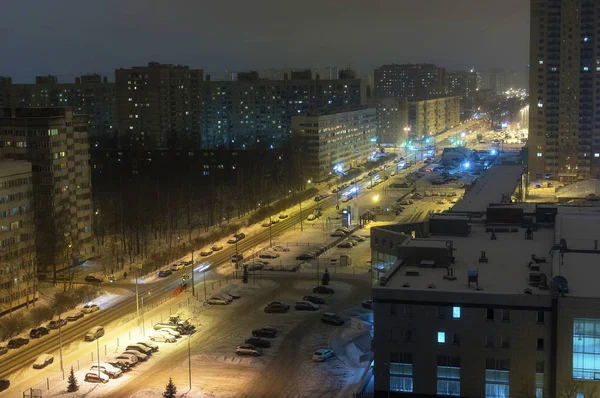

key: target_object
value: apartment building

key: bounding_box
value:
[0,74,116,142]
[115,62,204,148]
[371,204,600,398]
[374,64,447,101]
[291,108,377,182]
[373,98,409,147]
[0,108,93,278]
[0,160,35,314]
[409,96,460,137]
[528,0,600,182]
[202,73,362,149]
[446,70,478,111]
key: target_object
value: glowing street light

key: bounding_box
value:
[373,194,380,203]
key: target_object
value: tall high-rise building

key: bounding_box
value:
[115,62,204,148]
[0,74,117,143]
[374,64,447,101]
[0,160,35,314]
[374,98,409,147]
[528,0,599,182]
[446,70,478,111]
[202,74,362,149]
[0,108,93,278]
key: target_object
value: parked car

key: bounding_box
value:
[252,327,277,338]
[158,269,172,277]
[33,354,54,369]
[106,361,131,372]
[30,327,50,339]
[262,221,272,227]
[152,323,184,333]
[246,262,264,271]
[234,232,246,240]
[85,326,105,341]
[170,263,184,271]
[437,199,448,205]
[296,253,315,260]
[155,328,182,338]
[137,341,159,352]
[211,244,223,251]
[313,286,335,294]
[236,344,262,357]
[295,301,320,311]
[82,304,100,314]
[48,319,67,329]
[214,294,232,303]
[330,231,345,237]
[7,338,28,349]
[90,363,122,378]
[259,251,279,259]
[149,333,176,343]
[264,301,290,313]
[113,353,138,365]
[271,245,289,252]
[207,297,229,305]
[231,254,243,263]
[85,275,102,283]
[122,350,148,362]
[0,379,9,391]
[350,235,366,242]
[125,344,153,356]
[307,214,317,221]
[245,337,271,348]
[84,372,110,384]
[321,312,345,326]
[200,249,213,256]
[362,299,373,309]
[337,242,353,249]
[66,312,84,322]
[312,348,334,362]
[227,238,238,244]
[303,295,325,305]
[278,213,289,219]
[220,292,240,300]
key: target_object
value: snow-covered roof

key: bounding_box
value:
[450,164,524,213]
[556,179,600,199]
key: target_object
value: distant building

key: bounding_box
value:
[477,68,526,95]
[528,0,600,182]
[0,160,35,314]
[409,96,460,136]
[0,108,93,278]
[115,62,204,148]
[370,204,600,398]
[374,64,447,101]
[373,98,409,147]
[202,74,362,149]
[0,74,116,142]
[446,70,478,111]
[291,108,377,182]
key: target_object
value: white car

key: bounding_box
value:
[336,227,352,234]
[90,363,122,378]
[113,354,138,365]
[330,231,345,237]
[33,354,54,369]
[236,344,262,356]
[170,263,184,271]
[271,245,290,252]
[307,214,317,221]
[156,328,182,338]
[82,304,100,314]
[350,235,366,242]
[312,348,334,362]
[149,333,176,343]
[259,251,279,259]
[207,297,229,305]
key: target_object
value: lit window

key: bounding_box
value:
[438,332,446,344]
[584,36,589,42]
[584,67,589,72]
[390,354,413,392]
[595,153,600,158]
[537,102,543,108]
[538,60,544,65]
[452,307,461,319]
[486,359,510,398]
[537,153,543,157]
[438,356,460,396]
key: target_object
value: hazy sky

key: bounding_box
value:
[0,0,529,82]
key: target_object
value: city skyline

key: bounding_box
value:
[0,0,529,82]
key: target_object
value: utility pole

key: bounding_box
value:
[235,231,239,270]
[203,270,207,301]
[269,215,273,248]
[141,296,145,336]
[135,264,140,325]
[191,250,195,297]
[188,335,192,390]
[317,257,320,287]
[96,337,101,378]
[58,312,64,371]
[299,200,304,232]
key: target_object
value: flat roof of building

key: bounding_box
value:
[451,164,524,213]
[379,224,555,295]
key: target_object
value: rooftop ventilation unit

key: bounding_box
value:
[467,268,479,288]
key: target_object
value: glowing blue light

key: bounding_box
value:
[491,149,497,156]
[269,144,274,149]
[426,138,431,143]
[464,162,470,169]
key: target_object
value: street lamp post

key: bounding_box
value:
[188,334,192,390]
[299,199,304,232]
[269,215,273,248]
[191,250,195,297]
[203,269,207,301]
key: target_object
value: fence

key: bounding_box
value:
[21,275,234,396]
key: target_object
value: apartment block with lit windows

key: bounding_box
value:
[115,62,204,148]
[374,64,447,101]
[371,205,600,398]
[372,98,409,147]
[291,108,377,182]
[0,108,93,278]
[0,160,35,314]
[528,0,600,182]
[409,96,460,137]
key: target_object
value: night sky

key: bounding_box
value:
[0,0,529,82]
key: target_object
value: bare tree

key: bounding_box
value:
[559,380,582,398]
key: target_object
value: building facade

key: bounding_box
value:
[291,108,377,182]
[410,96,460,137]
[202,75,362,149]
[374,64,447,101]
[0,74,117,143]
[0,160,35,314]
[371,205,600,398]
[528,0,600,182]
[374,98,409,147]
[446,70,478,111]
[115,62,204,148]
[0,108,93,278]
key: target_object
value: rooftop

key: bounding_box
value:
[451,163,524,213]
[379,223,555,295]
